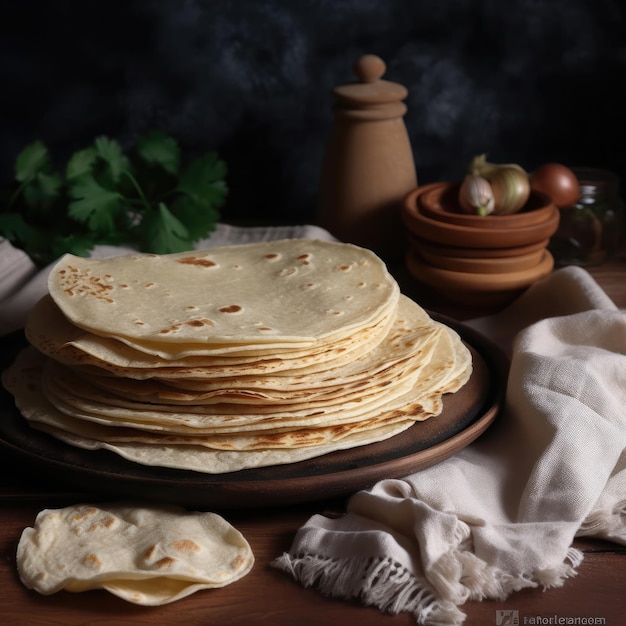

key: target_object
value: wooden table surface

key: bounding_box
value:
[1,249,625,626]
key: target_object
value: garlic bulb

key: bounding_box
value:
[468,154,531,215]
[459,175,495,216]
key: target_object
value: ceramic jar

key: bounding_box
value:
[316,54,417,261]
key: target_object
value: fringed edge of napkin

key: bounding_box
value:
[272,545,583,626]
[271,552,465,625]
[430,543,583,600]
[577,498,626,544]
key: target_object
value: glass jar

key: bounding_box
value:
[550,167,625,266]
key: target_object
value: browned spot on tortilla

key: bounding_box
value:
[172,539,201,553]
[83,553,103,569]
[154,557,176,570]
[87,515,116,532]
[71,508,98,522]
[144,545,157,560]
[158,323,182,335]
[176,256,217,268]
[186,318,215,327]
[231,555,246,571]
[219,305,242,313]
[59,267,115,302]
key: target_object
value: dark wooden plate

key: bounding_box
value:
[0,316,507,510]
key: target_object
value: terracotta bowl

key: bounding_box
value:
[408,234,551,259]
[405,248,555,307]
[417,246,545,274]
[415,182,556,229]
[402,197,560,249]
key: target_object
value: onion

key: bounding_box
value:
[530,163,580,208]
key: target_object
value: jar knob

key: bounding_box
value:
[334,54,407,107]
[353,54,386,83]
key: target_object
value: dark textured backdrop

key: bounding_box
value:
[1,0,625,223]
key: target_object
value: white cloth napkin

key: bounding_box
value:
[0,223,335,336]
[272,266,626,625]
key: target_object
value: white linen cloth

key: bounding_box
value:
[0,223,335,336]
[272,266,626,625]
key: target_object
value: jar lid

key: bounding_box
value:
[333,54,408,106]
[572,167,620,197]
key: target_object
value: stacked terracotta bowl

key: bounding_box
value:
[402,181,560,306]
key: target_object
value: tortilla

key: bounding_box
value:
[16,503,254,605]
[25,293,394,376]
[47,239,400,353]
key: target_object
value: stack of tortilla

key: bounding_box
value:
[2,238,472,474]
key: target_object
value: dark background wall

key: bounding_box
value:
[1,0,625,224]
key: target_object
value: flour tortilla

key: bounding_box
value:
[29,311,467,441]
[16,503,253,605]
[47,239,399,352]
[41,295,442,406]
[30,420,417,474]
[3,348,418,470]
[5,344,452,443]
[26,293,394,375]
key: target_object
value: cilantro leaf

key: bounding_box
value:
[0,214,71,267]
[50,233,97,260]
[15,140,50,183]
[170,194,220,241]
[137,130,180,175]
[0,213,37,242]
[177,153,228,206]
[94,136,129,184]
[3,130,226,266]
[138,202,192,253]
[66,147,97,179]
[68,174,124,233]
[23,171,63,210]
[141,202,192,254]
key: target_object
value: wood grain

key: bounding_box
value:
[0,503,624,626]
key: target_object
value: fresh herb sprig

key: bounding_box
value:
[0,131,227,266]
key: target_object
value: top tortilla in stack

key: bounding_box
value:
[3,238,473,474]
[46,238,400,357]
